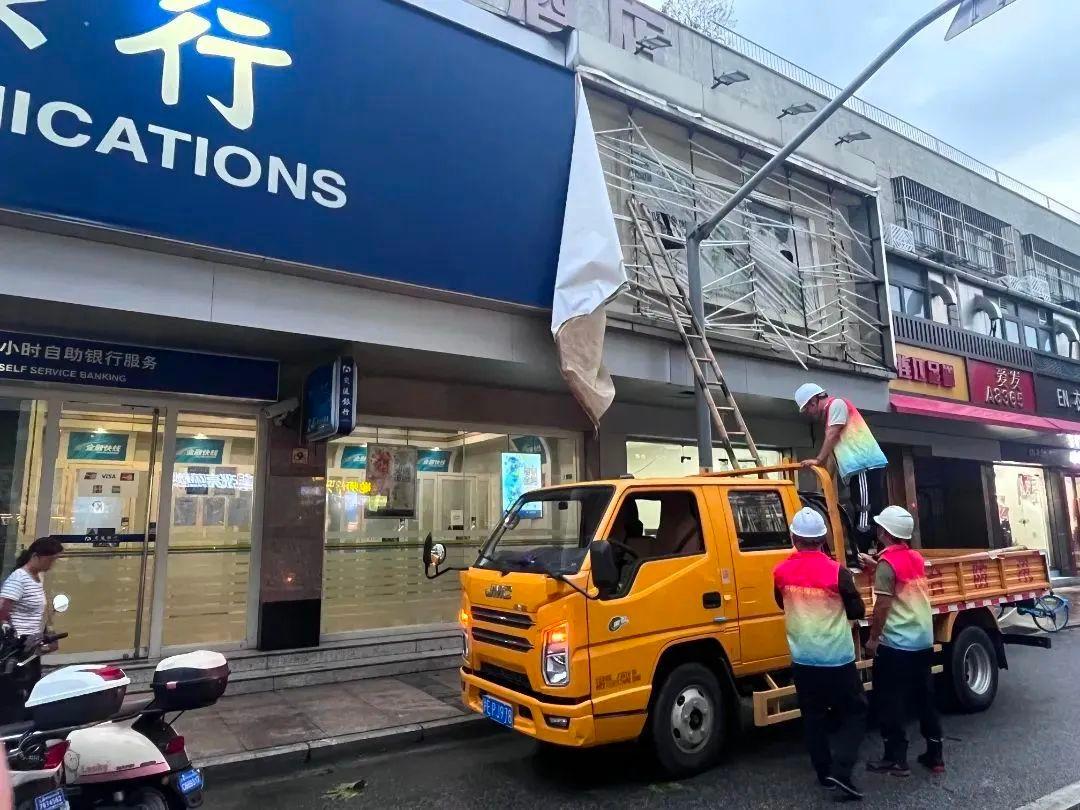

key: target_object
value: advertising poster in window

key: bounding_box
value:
[364,445,418,518]
[502,453,543,518]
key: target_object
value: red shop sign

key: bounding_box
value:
[966,359,1036,413]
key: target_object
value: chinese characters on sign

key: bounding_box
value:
[0,0,46,49]
[896,354,956,388]
[966,359,1036,413]
[0,330,278,399]
[115,0,292,131]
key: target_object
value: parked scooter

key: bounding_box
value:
[2,593,83,810]
[60,649,229,809]
[2,597,230,809]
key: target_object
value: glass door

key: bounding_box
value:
[46,403,162,658]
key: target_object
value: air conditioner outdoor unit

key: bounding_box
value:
[1003,274,1053,302]
[884,224,916,254]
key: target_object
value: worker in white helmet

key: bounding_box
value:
[773,507,867,801]
[794,382,888,550]
[862,506,944,778]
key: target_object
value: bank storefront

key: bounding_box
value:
[0,0,580,656]
[0,330,277,661]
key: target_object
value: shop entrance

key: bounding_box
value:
[1062,475,1080,574]
[0,394,261,661]
[994,464,1055,569]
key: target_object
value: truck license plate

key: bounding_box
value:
[482,695,514,728]
[34,790,68,810]
[178,768,204,795]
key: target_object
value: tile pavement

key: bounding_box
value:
[177,668,468,762]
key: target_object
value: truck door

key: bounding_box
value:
[587,487,740,718]
[724,486,800,666]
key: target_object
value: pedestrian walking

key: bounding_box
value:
[0,536,64,721]
[774,508,867,801]
[794,383,888,551]
[861,506,944,777]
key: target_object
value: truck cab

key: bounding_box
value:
[426,464,1050,777]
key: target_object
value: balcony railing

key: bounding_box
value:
[893,314,1033,369]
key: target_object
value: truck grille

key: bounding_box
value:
[471,606,534,630]
[471,627,533,652]
[478,663,533,693]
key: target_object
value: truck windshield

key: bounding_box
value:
[476,486,615,576]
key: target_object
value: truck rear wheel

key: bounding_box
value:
[649,662,726,778]
[945,626,998,713]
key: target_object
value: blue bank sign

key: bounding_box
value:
[0,330,278,400]
[0,0,575,308]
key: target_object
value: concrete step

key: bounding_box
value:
[118,629,463,695]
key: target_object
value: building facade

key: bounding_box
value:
[0,0,1076,664]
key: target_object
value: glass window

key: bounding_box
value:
[888,284,902,313]
[476,486,613,575]
[729,490,790,552]
[902,288,926,318]
[1024,324,1039,349]
[1004,319,1020,344]
[322,427,580,634]
[608,491,704,559]
[162,413,257,648]
[0,400,47,572]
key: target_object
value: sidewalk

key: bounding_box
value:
[175,668,485,778]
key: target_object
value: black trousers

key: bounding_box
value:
[847,468,887,552]
[874,646,942,763]
[792,662,867,784]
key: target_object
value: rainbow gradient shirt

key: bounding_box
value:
[826,397,888,482]
[774,550,855,667]
[875,544,934,652]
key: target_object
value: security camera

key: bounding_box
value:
[261,397,299,423]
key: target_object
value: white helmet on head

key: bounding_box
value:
[873,505,915,540]
[794,382,826,412]
[789,507,828,539]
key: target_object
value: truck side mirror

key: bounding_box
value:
[589,540,619,595]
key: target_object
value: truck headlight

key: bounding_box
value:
[459,606,470,661]
[542,622,570,687]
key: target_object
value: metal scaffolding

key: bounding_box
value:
[596,123,887,370]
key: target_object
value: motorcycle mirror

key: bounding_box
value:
[52,594,70,613]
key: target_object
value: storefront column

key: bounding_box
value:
[257,420,328,650]
[900,448,921,548]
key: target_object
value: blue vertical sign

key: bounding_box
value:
[303,357,357,443]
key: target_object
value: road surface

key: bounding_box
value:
[206,628,1079,809]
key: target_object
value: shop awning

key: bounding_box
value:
[890,393,1080,434]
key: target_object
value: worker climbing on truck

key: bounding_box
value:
[861,505,945,778]
[773,507,867,802]
[795,383,888,549]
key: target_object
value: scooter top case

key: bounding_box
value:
[152,651,230,711]
[25,664,129,731]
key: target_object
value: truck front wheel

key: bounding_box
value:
[945,626,998,713]
[649,662,727,777]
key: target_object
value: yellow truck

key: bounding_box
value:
[423,464,1053,777]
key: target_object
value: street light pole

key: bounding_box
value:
[687,0,966,471]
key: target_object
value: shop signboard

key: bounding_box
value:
[0,330,277,400]
[340,445,449,473]
[1000,442,1080,469]
[1034,374,1080,419]
[175,438,226,465]
[502,453,543,519]
[966,359,1036,413]
[67,432,129,461]
[890,345,969,402]
[364,444,417,518]
[0,0,574,308]
[302,357,356,443]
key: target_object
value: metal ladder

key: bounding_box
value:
[628,198,762,471]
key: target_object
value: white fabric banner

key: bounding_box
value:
[552,75,626,426]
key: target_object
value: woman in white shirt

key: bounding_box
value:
[0,537,63,721]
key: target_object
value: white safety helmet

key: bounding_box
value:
[789,507,828,539]
[794,382,826,412]
[873,505,915,540]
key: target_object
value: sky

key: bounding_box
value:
[641,0,1080,214]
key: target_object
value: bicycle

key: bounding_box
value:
[997,593,1070,633]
